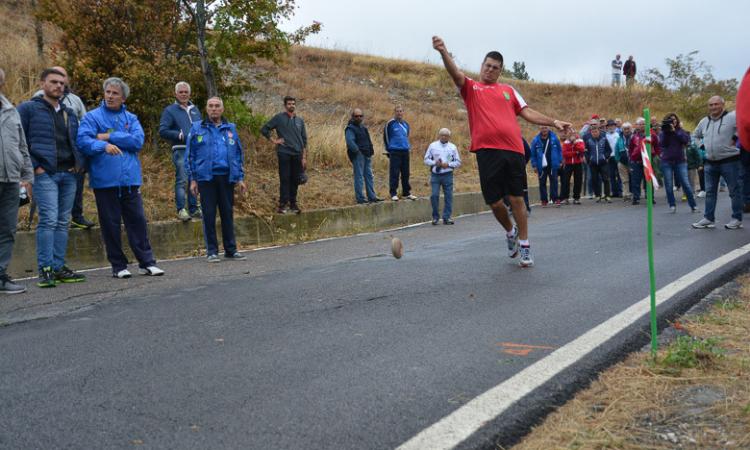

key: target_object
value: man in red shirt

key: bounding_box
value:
[738,67,750,150]
[432,36,571,267]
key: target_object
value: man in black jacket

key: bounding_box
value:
[345,108,382,204]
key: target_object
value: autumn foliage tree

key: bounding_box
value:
[37,0,320,144]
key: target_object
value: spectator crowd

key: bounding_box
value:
[0,59,746,292]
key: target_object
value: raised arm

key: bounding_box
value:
[519,107,571,132]
[432,36,465,88]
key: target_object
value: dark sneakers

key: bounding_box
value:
[71,216,96,230]
[0,274,26,294]
[54,266,86,284]
[289,203,301,214]
[224,252,247,261]
[37,267,56,288]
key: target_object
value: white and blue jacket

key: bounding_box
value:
[76,102,144,188]
[383,119,410,152]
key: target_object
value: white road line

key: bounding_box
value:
[397,243,750,450]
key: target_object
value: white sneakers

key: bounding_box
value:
[392,194,418,201]
[177,208,190,222]
[139,266,165,276]
[114,266,165,278]
[725,219,743,230]
[114,269,132,279]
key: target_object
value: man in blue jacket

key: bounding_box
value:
[186,97,247,263]
[77,77,164,279]
[530,126,562,206]
[17,68,86,288]
[384,105,416,201]
[584,125,613,202]
[159,81,202,222]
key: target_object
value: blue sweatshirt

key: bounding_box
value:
[383,119,410,152]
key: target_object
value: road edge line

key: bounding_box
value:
[397,243,750,450]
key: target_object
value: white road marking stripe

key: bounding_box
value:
[397,244,750,450]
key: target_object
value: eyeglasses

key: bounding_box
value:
[353,115,363,118]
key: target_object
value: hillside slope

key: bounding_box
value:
[3,1,676,223]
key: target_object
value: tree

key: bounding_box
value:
[37,0,204,144]
[181,0,322,97]
[511,61,529,81]
[642,51,738,122]
[36,0,320,141]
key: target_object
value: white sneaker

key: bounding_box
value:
[692,218,715,229]
[506,226,519,258]
[725,219,743,230]
[697,191,706,198]
[391,195,399,201]
[406,194,418,200]
[114,269,132,279]
[177,208,190,222]
[519,245,534,267]
[139,266,165,276]
[669,206,676,214]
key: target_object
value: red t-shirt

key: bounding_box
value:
[460,76,527,154]
[737,67,750,150]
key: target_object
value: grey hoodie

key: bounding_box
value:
[0,94,33,184]
[693,110,738,162]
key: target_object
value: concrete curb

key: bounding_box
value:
[9,192,507,275]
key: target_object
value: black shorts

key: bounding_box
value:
[475,149,527,204]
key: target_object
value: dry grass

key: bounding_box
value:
[4,1,690,224]
[513,275,750,450]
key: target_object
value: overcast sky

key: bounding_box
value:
[281,0,748,86]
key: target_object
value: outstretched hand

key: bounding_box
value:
[552,119,572,131]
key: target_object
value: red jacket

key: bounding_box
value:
[738,67,750,150]
[562,138,585,164]
[629,130,660,163]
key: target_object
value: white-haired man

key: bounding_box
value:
[424,128,461,225]
[77,77,164,278]
[159,81,202,221]
[692,95,741,229]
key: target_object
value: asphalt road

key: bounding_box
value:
[1,192,748,449]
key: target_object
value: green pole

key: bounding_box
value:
[644,108,658,357]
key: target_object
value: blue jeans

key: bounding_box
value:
[173,147,198,213]
[430,172,454,220]
[33,171,76,271]
[352,152,377,203]
[741,150,750,205]
[608,157,622,197]
[704,159,743,222]
[538,167,558,202]
[660,161,696,208]
[629,163,644,201]
[585,164,593,196]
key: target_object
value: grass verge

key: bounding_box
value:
[512,274,750,450]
